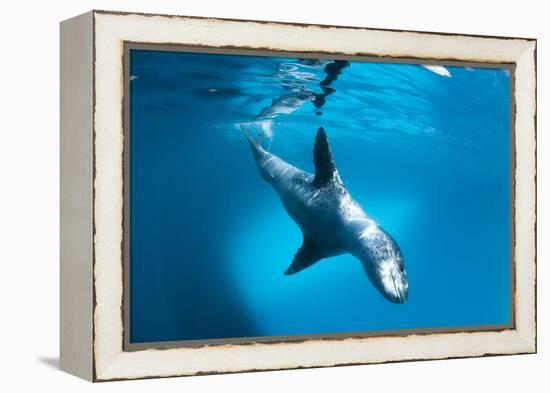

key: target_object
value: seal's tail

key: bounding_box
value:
[240,125,265,160]
[240,125,256,146]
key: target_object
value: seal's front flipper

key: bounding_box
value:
[284,235,323,275]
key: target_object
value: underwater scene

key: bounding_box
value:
[129,48,511,344]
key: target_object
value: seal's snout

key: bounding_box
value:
[390,273,408,304]
[371,256,408,304]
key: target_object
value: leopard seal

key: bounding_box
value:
[242,126,408,304]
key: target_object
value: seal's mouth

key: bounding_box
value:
[389,272,408,304]
[377,264,408,304]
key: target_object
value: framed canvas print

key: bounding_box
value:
[60,10,537,382]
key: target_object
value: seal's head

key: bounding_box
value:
[357,224,408,304]
[372,249,408,304]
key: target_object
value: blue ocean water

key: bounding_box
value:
[129,49,511,343]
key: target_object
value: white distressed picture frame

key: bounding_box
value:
[60,10,536,382]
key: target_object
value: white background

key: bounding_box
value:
[0,0,546,391]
